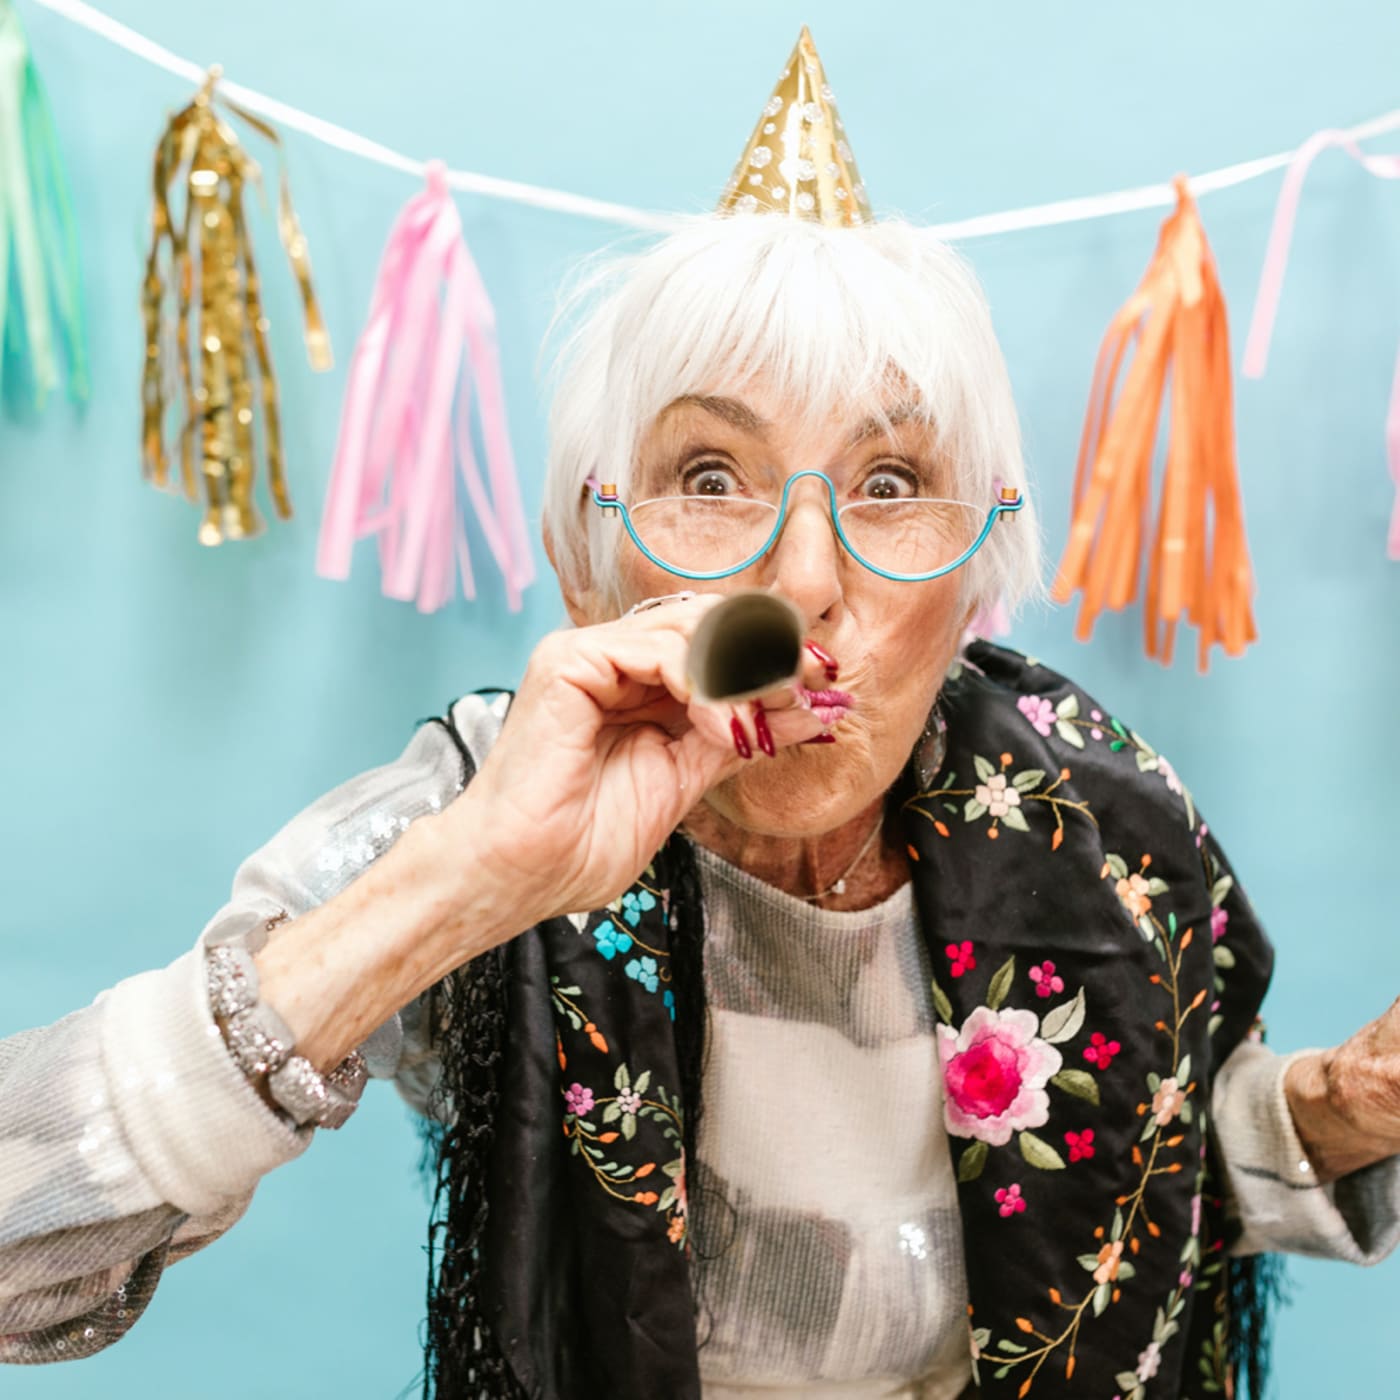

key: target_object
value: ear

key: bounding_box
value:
[544,524,610,627]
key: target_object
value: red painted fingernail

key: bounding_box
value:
[801,733,838,745]
[804,641,839,680]
[752,702,775,758]
[730,716,753,759]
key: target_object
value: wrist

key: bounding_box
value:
[1285,1047,1400,1183]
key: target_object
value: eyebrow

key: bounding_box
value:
[660,394,929,445]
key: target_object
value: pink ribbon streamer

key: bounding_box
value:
[1242,128,1400,560]
[317,162,534,610]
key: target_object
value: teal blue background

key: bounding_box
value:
[3,0,1398,1394]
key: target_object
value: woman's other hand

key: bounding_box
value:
[1284,1000,1400,1182]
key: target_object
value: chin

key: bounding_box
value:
[704,735,897,839]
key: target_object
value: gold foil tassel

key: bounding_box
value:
[141,67,332,545]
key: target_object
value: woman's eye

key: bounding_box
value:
[681,462,741,496]
[861,468,919,500]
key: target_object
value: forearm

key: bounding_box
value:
[250,789,522,1074]
[1284,1045,1400,1185]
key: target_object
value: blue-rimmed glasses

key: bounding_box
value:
[587,469,1024,582]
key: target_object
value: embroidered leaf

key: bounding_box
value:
[1116,1260,1137,1281]
[1055,718,1085,749]
[996,1340,1029,1355]
[1092,1282,1112,1316]
[1077,1253,1101,1273]
[1147,1071,1162,1092]
[1019,1130,1066,1170]
[1213,945,1236,970]
[1116,1371,1142,1390]
[1050,1069,1100,1105]
[1040,987,1086,1044]
[974,753,996,782]
[930,977,954,1025]
[1137,915,1156,941]
[602,1102,621,1124]
[622,1114,637,1141]
[987,956,1017,1011]
[965,799,989,822]
[1012,768,1046,792]
[634,1070,652,1095]
[1180,1100,1194,1125]
[658,1185,677,1211]
[1176,1054,1192,1084]
[1001,806,1031,833]
[614,1064,631,1092]
[1139,1115,1159,1142]
[957,1140,988,1182]
[662,1158,682,1178]
[1104,853,1130,880]
[1145,877,1170,896]
[1111,1208,1124,1240]
[1055,692,1080,719]
[1208,1014,1224,1036]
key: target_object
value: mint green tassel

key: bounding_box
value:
[0,2,87,412]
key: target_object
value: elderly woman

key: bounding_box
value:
[3,37,1400,1400]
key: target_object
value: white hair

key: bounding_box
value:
[540,213,1044,616]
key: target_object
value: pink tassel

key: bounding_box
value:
[1242,128,1400,561]
[317,162,533,612]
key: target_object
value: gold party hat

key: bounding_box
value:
[717,26,873,227]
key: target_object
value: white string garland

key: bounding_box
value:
[29,0,1400,239]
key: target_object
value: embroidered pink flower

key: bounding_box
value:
[1083,1032,1122,1070]
[946,941,977,978]
[1152,1076,1187,1126]
[974,771,1022,819]
[616,1089,641,1115]
[1190,1193,1202,1235]
[1115,872,1152,919]
[994,1182,1027,1217]
[1136,1340,1163,1381]
[1065,1128,1096,1162]
[1158,755,1183,795]
[1211,906,1229,943]
[1179,1267,1194,1288]
[1028,960,1064,998]
[1017,694,1055,736]
[1093,1238,1124,1285]
[563,1083,595,1117]
[937,1006,1063,1147]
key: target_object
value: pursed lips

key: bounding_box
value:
[797,686,856,728]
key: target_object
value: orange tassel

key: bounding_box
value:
[1052,176,1257,671]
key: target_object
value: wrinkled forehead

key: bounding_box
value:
[641,383,944,452]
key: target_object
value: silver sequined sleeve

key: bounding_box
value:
[0,695,506,1364]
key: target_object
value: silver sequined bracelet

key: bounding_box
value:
[203,914,368,1131]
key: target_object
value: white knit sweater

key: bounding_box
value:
[2,695,1397,1388]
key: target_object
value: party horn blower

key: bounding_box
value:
[141,66,332,545]
[0,1,87,412]
[1052,176,1257,671]
[686,592,805,703]
[316,162,533,612]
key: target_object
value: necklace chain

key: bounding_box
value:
[799,812,885,902]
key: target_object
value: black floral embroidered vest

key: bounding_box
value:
[428,641,1274,1400]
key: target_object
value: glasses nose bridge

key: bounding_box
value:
[773,469,839,529]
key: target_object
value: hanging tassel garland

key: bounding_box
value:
[316,161,533,612]
[1241,127,1400,561]
[141,66,331,545]
[1052,176,1257,671]
[0,1,87,411]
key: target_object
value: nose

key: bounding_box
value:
[761,474,844,624]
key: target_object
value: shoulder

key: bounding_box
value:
[937,640,1202,842]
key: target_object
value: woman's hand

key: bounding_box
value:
[441,595,834,929]
[1284,1000,1400,1182]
